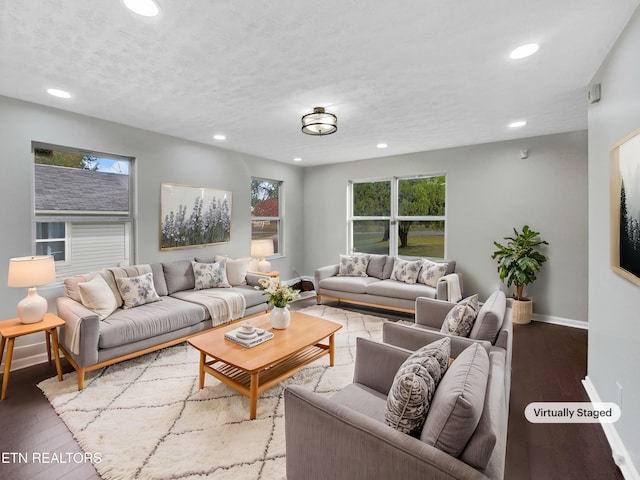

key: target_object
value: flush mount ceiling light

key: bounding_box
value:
[47,88,71,99]
[301,107,337,136]
[123,0,160,17]
[509,120,527,128]
[509,43,539,60]
[213,134,226,140]
[293,157,302,162]
[376,143,388,149]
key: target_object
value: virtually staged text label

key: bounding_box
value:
[525,402,620,423]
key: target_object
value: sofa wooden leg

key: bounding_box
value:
[316,294,322,305]
[77,369,85,391]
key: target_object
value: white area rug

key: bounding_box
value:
[38,305,387,480]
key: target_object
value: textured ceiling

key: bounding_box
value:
[0,1,638,166]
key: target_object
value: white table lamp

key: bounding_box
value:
[8,256,56,324]
[251,239,274,273]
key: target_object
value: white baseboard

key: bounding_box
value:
[532,313,588,330]
[0,341,50,372]
[582,376,640,480]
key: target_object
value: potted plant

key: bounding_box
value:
[491,225,548,324]
[258,277,301,329]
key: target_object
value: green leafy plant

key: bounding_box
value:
[491,225,548,301]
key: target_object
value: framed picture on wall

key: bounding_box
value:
[160,183,232,250]
[610,127,640,285]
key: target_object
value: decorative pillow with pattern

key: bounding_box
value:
[191,260,231,289]
[418,259,449,287]
[390,257,423,284]
[116,272,161,309]
[440,294,479,337]
[385,337,451,436]
[337,255,370,277]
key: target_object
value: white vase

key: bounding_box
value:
[270,306,291,329]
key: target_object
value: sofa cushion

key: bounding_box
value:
[215,256,251,286]
[150,263,168,297]
[338,254,370,277]
[331,383,388,423]
[162,260,195,294]
[192,260,231,289]
[469,291,506,343]
[109,265,155,307]
[384,338,451,436]
[440,294,479,337]
[420,342,489,456]
[319,276,379,294]
[98,296,207,349]
[229,285,269,309]
[116,272,162,309]
[390,258,423,284]
[418,259,449,287]
[64,274,89,303]
[78,275,118,320]
[366,279,437,301]
[366,254,388,279]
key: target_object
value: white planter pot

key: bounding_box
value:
[270,306,291,329]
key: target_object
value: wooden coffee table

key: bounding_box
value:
[188,311,342,419]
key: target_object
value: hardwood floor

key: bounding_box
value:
[0,300,624,480]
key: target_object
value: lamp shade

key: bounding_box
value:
[301,107,337,135]
[251,239,275,258]
[8,256,56,288]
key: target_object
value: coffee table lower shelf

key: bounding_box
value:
[200,343,331,419]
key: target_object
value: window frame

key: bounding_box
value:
[250,177,283,258]
[348,173,447,258]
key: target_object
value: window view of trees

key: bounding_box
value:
[351,175,446,258]
[251,178,281,254]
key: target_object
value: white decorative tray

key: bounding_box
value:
[224,326,274,348]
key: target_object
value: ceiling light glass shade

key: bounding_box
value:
[123,0,160,17]
[510,43,539,59]
[508,120,527,128]
[301,107,337,135]
[47,88,71,99]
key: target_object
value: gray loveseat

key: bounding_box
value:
[285,324,509,479]
[315,254,461,313]
[56,258,269,390]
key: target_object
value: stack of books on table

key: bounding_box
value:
[224,326,274,348]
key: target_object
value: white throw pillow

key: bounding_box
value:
[192,260,231,289]
[390,258,423,284]
[418,259,449,287]
[116,272,161,309]
[215,256,250,286]
[78,275,118,319]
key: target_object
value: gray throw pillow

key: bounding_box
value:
[440,294,479,337]
[469,290,506,343]
[385,337,451,436]
[420,342,490,456]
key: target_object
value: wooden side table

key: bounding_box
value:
[0,313,65,400]
[248,270,280,281]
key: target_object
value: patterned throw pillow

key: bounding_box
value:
[390,258,423,284]
[418,259,449,287]
[191,260,231,289]
[385,338,451,436]
[440,294,479,337]
[337,255,370,277]
[116,272,161,309]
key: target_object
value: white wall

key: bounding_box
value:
[0,95,305,368]
[303,131,589,324]
[588,7,640,475]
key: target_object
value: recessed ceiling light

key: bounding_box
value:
[293,157,302,162]
[377,143,388,149]
[213,134,226,140]
[509,43,539,60]
[47,88,71,99]
[508,120,527,128]
[123,0,159,17]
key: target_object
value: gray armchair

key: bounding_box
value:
[284,328,508,480]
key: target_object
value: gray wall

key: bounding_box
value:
[588,7,640,472]
[303,131,588,323]
[0,95,304,363]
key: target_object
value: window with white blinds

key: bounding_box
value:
[32,142,135,278]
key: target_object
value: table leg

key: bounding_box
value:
[46,331,52,364]
[249,372,259,420]
[329,333,335,366]
[49,328,63,382]
[199,352,205,389]
[0,336,5,369]
[1,338,15,400]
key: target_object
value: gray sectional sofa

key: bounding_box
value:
[315,254,460,313]
[56,258,269,390]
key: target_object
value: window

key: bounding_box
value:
[350,175,446,258]
[33,143,134,277]
[251,178,282,255]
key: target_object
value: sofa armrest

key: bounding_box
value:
[314,264,339,288]
[435,273,464,300]
[383,323,491,358]
[284,385,490,480]
[246,272,271,287]
[415,297,457,329]
[56,296,100,367]
[353,337,412,395]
